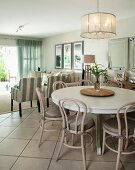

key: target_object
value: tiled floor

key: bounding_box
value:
[0,108,134,170]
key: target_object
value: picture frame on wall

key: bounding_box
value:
[73,41,84,70]
[63,43,72,69]
[55,44,62,69]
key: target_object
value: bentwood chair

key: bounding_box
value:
[102,102,135,170]
[78,79,93,86]
[36,87,62,147]
[53,81,67,91]
[106,80,123,88]
[56,98,95,170]
[11,77,41,117]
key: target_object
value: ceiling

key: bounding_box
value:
[0,0,135,38]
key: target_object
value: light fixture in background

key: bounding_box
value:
[16,23,29,32]
[80,0,116,39]
[82,54,95,80]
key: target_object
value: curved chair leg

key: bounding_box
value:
[37,99,40,112]
[116,138,123,170]
[81,134,86,170]
[30,101,32,107]
[19,103,22,117]
[56,130,65,161]
[102,129,106,155]
[11,99,13,111]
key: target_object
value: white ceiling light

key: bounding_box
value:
[80,0,116,39]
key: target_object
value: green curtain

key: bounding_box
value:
[17,39,42,78]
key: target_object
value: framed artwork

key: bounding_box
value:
[55,44,62,69]
[63,43,72,69]
[73,41,84,70]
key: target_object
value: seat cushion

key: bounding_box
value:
[103,118,135,135]
[68,114,95,131]
[46,105,62,118]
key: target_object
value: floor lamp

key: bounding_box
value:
[82,55,95,81]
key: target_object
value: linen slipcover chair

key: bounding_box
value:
[56,98,95,170]
[46,75,71,107]
[11,77,42,117]
[102,102,135,170]
[36,87,62,147]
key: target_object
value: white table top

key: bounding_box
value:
[51,86,135,114]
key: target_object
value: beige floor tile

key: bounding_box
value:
[0,118,7,123]
[0,138,4,142]
[32,128,60,141]
[53,141,117,161]
[27,111,41,120]
[11,157,50,170]
[122,162,135,170]
[0,155,18,170]
[21,140,57,158]
[49,159,84,170]
[87,161,124,170]
[9,109,33,119]
[7,127,38,139]
[18,119,39,128]
[0,138,29,156]
[0,126,16,137]
[0,118,23,127]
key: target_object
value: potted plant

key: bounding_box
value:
[0,69,7,81]
[90,63,108,90]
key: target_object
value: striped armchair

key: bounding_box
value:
[11,77,42,117]
[46,75,71,107]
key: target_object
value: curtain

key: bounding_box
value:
[17,39,42,79]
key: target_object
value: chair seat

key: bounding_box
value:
[103,118,135,135]
[46,105,62,118]
[127,112,135,121]
[68,114,95,131]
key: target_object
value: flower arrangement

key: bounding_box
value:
[90,63,108,90]
[90,63,108,82]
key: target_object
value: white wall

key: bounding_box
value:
[42,16,135,71]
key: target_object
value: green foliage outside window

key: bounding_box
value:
[0,53,8,81]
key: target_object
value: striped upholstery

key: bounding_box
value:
[46,75,71,98]
[11,77,42,102]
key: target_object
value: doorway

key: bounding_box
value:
[0,46,18,93]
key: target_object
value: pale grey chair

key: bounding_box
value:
[102,102,135,170]
[53,81,67,91]
[36,87,62,147]
[56,98,95,170]
[78,79,93,86]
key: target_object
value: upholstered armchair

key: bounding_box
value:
[11,77,42,117]
[46,75,71,107]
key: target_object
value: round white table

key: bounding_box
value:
[51,86,135,155]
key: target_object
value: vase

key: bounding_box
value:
[94,78,100,91]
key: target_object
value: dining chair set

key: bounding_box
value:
[36,79,135,170]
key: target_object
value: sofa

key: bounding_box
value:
[28,70,82,103]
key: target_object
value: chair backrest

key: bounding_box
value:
[58,98,88,134]
[19,77,42,101]
[47,75,71,98]
[106,80,122,88]
[36,87,46,117]
[66,82,79,87]
[78,79,93,86]
[117,102,135,138]
[53,81,67,91]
